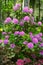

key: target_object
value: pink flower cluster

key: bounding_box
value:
[13,3,21,11]
[4,17,11,24]
[16,58,31,65]
[14,31,25,36]
[22,32,43,56]
[16,58,43,65]
[23,7,33,14]
[23,41,34,49]
[0,40,3,44]
[19,21,24,26]
[24,16,30,22]
[12,18,18,24]
[4,39,9,44]
[1,39,16,48]
[1,31,16,48]
[29,32,42,43]
[10,43,15,48]
[38,21,42,26]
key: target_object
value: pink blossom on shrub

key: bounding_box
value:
[29,32,33,35]
[32,38,38,44]
[23,7,29,13]
[30,35,34,39]
[4,39,9,44]
[23,41,28,45]
[27,42,34,49]
[34,34,40,39]
[39,43,43,47]
[19,31,25,36]
[38,21,42,26]
[28,8,33,14]
[14,31,19,35]
[16,3,21,7]
[19,21,24,26]
[5,35,9,39]
[33,34,42,42]
[39,50,43,55]
[24,58,31,64]
[29,32,34,39]
[4,17,11,24]
[0,40,3,44]
[13,3,21,11]
[12,18,18,24]
[16,59,24,65]
[29,33,34,39]
[39,33,42,37]
[24,16,30,22]
[38,37,42,42]
[13,6,18,11]
[10,44,15,48]
[2,32,7,35]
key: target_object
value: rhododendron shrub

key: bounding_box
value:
[0,3,43,65]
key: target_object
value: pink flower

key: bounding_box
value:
[23,7,29,13]
[38,21,42,26]
[5,35,9,39]
[27,42,34,49]
[24,58,31,64]
[23,41,28,45]
[39,33,42,37]
[10,44,15,48]
[12,18,18,24]
[13,6,18,11]
[16,3,21,7]
[32,38,38,44]
[29,32,34,39]
[29,8,33,14]
[19,21,24,26]
[30,35,34,39]
[2,32,7,35]
[4,39,9,44]
[14,31,19,35]
[24,16,30,22]
[39,50,43,55]
[29,32,33,35]
[19,31,25,36]
[13,3,21,11]
[37,63,41,65]
[16,59,24,65]
[4,17,11,24]
[34,34,40,39]
[0,40,3,44]
[38,37,42,42]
